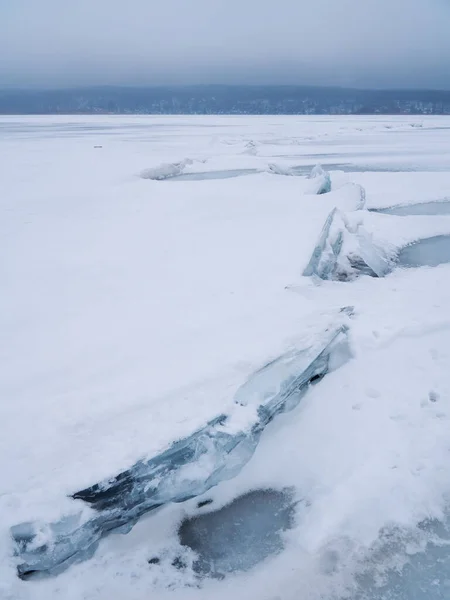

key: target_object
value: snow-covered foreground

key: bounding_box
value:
[1,115,450,599]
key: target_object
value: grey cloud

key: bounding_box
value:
[0,0,449,88]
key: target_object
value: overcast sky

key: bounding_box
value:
[1,0,449,89]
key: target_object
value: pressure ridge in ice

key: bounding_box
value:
[11,310,353,579]
[141,159,334,190]
[140,159,195,180]
[266,164,333,195]
[303,205,450,280]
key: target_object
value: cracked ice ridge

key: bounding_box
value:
[303,207,394,281]
[303,206,450,281]
[140,158,196,180]
[265,164,333,195]
[11,310,353,580]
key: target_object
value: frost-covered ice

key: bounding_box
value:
[2,115,450,600]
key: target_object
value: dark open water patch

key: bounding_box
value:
[290,164,450,174]
[156,163,445,181]
[397,235,450,268]
[370,201,450,216]
[353,518,450,600]
[166,168,259,181]
[178,489,296,578]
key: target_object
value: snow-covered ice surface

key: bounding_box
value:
[2,115,450,599]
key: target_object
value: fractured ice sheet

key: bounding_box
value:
[11,312,353,580]
[178,488,296,578]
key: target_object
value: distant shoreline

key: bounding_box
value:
[1,85,450,115]
[1,113,449,117]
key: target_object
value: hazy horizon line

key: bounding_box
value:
[2,84,450,93]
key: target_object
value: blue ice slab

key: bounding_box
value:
[303,208,344,279]
[11,313,352,579]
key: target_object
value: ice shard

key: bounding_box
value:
[355,227,393,277]
[303,208,344,279]
[11,312,353,580]
[307,164,332,195]
[303,209,392,281]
